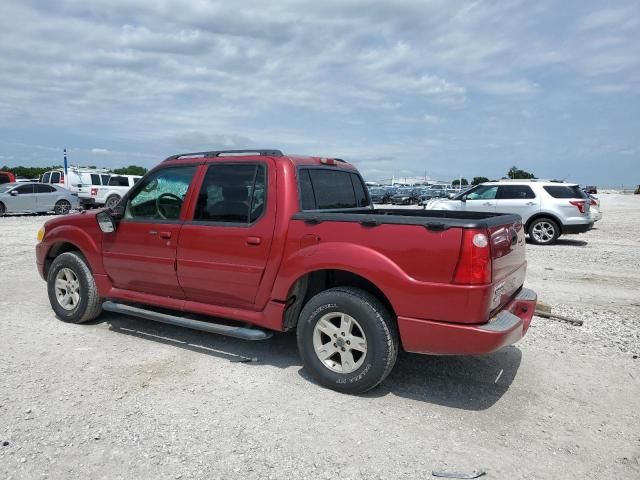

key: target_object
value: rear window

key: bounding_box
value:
[300,168,370,210]
[109,176,130,187]
[50,172,61,183]
[41,172,51,183]
[543,185,587,199]
[498,185,535,199]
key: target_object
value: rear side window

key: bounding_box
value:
[498,185,535,199]
[90,174,101,185]
[50,172,61,183]
[543,186,587,199]
[109,176,130,187]
[101,174,110,185]
[36,184,56,193]
[300,168,370,210]
[194,164,266,224]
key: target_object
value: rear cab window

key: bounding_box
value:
[299,168,370,210]
[543,185,587,199]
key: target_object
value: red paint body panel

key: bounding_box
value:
[36,153,535,356]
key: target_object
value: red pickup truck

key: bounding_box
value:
[36,150,536,393]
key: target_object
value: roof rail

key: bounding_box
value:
[164,149,283,162]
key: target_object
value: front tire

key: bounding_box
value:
[297,287,398,394]
[528,218,560,245]
[0,201,5,216]
[47,252,102,323]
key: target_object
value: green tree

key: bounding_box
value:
[112,165,148,176]
[471,176,490,186]
[451,178,469,187]
[507,166,536,179]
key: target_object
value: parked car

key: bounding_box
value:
[36,149,536,394]
[0,182,78,215]
[418,187,449,205]
[426,180,592,245]
[588,195,602,223]
[0,171,16,184]
[390,187,420,205]
[94,174,142,209]
[15,177,40,183]
[368,186,395,204]
[583,185,598,194]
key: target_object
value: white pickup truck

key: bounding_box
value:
[94,174,142,209]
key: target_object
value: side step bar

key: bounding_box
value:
[102,301,273,341]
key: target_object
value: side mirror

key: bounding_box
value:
[96,210,116,233]
[110,203,125,220]
[10,190,18,196]
[447,193,456,199]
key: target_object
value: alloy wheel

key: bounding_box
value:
[312,312,368,374]
[54,267,81,310]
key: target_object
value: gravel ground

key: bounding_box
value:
[1,195,639,480]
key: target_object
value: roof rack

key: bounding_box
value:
[164,149,283,162]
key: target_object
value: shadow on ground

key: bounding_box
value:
[100,313,521,411]
[527,238,588,247]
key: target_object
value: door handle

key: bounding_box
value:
[525,201,535,206]
[247,236,262,246]
[482,202,493,206]
[148,230,158,235]
[159,231,172,239]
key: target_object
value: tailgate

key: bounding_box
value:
[488,219,527,312]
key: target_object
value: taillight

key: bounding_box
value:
[91,187,98,197]
[589,198,599,206]
[569,200,586,213]
[453,229,492,285]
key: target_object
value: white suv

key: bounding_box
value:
[426,180,593,245]
[94,174,142,209]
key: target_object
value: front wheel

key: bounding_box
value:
[528,218,560,245]
[0,201,6,216]
[47,252,102,323]
[297,287,398,394]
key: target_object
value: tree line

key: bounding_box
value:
[452,165,536,187]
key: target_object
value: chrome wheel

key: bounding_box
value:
[54,200,71,215]
[532,221,556,244]
[54,268,80,310]
[313,312,367,374]
[105,196,120,209]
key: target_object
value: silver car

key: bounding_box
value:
[0,182,79,216]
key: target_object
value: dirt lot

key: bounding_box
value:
[1,195,639,480]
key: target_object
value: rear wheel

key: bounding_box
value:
[528,218,560,245]
[105,195,121,210]
[54,200,72,215]
[297,287,398,394]
[47,252,102,323]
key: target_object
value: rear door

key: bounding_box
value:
[462,185,498,212]
[102,165,198,298]
[35,184,58,211]
[494,185,539,223]
[177,161,276,307]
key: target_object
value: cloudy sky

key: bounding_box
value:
[0,0,638,185]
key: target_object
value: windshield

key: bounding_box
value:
[0,183,17,193]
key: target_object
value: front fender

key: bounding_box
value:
[39,223,104,275]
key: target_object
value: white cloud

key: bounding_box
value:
[91,148,109,153]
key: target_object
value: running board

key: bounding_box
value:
[102,301,272,341]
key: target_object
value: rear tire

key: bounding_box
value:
[528,218,560,245]
[47,252,102,324]
[54,200,72,215]
[105,195,121,210]
[297,287,398,394]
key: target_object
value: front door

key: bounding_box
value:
[462,184,498,213]
[177,161,276,308]
[102,165,198,299]
[6,184,36,212]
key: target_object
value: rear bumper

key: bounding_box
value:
[398,287,537,355]
[563,223,593,234]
